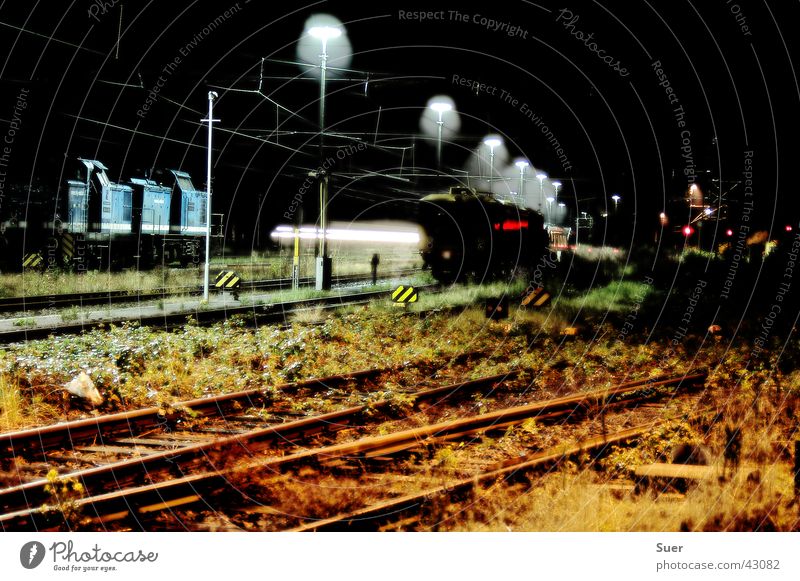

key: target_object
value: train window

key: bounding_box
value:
[122,191,132,222]
[176,176,195,191]
[187,201,195,212]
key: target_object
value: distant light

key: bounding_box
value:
[659,212,666,219]
[308,26,341,40]
[611,194,621,202]
[690,184,698,191]
[726,228,733,236]
[514,159,529,169]
[683,225,694,236]
[484,137,502,148]
[786,225,793,232]
[703,207,713,215]
[535,172,547,181]
[430,101,452,113]
[552,181,562,188]
[558,202,566,208]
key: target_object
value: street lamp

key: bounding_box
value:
[430,101,452,169]
[308,24,341,291]
[515,160,528,203]
[611,194,621,214]
[552,180,562,203]
[536,172,547,213]
[546,196,555,225]
[200,90,219,302]
[484,137,502,193]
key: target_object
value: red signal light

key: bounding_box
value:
[786,225,793,232]
[493,220,529,231]
[683,225,694,236]
[726,229,733,236]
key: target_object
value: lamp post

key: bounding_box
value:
[552,180,561,203]
[308,24,341,291]
[515,160,528,205]
[536,172,547,215]
[546,196,554,225]
[611,194,621,214]
[201,91,219,302]
[484,137,502,193]
[430,102,452,169]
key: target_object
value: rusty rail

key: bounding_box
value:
[0,371,706,530]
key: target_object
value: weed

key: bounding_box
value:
[60,306,80,322]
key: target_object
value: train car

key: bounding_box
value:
[0,158,222,271]
[418,186,548,283]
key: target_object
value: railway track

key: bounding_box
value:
[0,270,420,315]
[0,370,706,530]
[0,282,435,344]
[290,421,673,532]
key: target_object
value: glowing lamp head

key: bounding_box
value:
[552,180,562,189]
[535,173,547,181]
[484,138,502,149]
[546,196,555,204]
[683,225,694,236]
[308,26,342,41]
[430,102,452,113]
[611,194,621,202]
[515,160,529,170]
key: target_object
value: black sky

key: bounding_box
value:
[0,0,797,245]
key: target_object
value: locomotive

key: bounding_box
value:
[418,186,549,283]
[0,159,222,271]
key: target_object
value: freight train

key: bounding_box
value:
[418,187,549,283]
[0,159,223,271]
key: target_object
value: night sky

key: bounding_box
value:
[0,0,797,248]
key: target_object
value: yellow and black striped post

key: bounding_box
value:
[391,285,418,307]
[214,270,242,299]
[22,252,44,270]
[521,286,551,308]
[61,233,75,265]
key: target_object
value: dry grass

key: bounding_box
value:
[440,459,797,532]
[0,372,61,431]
